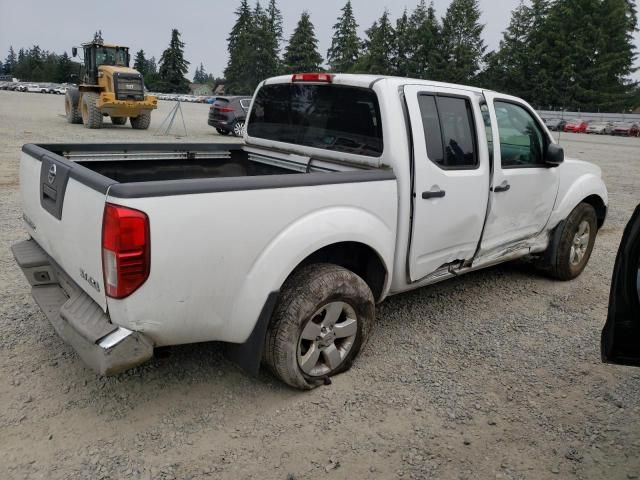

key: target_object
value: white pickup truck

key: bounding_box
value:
[13,73,608,389]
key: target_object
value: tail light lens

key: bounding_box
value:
[102,203,150,299]
[215,106,234,112]
[292,73,333,83]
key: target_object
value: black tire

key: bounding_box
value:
[65,90,82,124]
[130,111,151,130]
[81,92,102,129]
[232,120,245,137]
[216,128,230,136]
[111,116,127,125]
[264,263,375,390]
[544,203,598,281]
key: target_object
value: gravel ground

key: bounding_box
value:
[1,90,639,480]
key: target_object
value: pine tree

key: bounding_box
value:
[193,62,207,83]
[56,52,73,82]
[267,0,284,58]
[147,56,158,74]
[406,1,441,79]
[283,11,323,73]
[247,1,280,89]
[327,1,360,73]
[159,29,190,93]
[394,9,411,76]
[224,0,254,93]
[356,10,395,74]
[4,46,17,75]
[133,49,148,75]
[435,0,486,83]
[480,1,534,99]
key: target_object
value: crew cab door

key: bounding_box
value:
[602,205,640,366]
[404,85,490,281]
[479,92,560,254]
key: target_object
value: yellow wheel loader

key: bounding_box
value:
[66,35,157,129]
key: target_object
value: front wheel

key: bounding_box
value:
[264,264,375,390]
[130,111,151,130]
[543,203,598,280]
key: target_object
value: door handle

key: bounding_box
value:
[492,182,511,193]
[422,190,446,199]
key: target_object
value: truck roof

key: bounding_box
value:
[263,73,490,95]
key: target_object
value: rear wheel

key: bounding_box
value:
[264,264,375,390]
[65,91,82,124]
[111,116,127,125]
[543,203,598,280]
[232,120,245,137]
[81,92,102,129]
[130,111,151,130]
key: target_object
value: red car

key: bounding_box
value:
[611,122,640,137]
[564,119,589,133]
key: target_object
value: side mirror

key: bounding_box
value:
[545,143,564,167]
[72,47,78,57]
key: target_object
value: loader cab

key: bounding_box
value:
[78,42,130,85]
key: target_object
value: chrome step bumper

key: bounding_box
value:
[11,239,153,375]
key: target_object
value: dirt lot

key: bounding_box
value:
[1,90,639,480]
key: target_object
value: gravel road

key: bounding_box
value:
[1,90,639,480]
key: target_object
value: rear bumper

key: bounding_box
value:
[11,239,153,375]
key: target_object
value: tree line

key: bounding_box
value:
[2,0,638,110]
[224,0,639,111]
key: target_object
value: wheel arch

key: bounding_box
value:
[581,194,607,229]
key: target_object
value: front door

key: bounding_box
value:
[404,85,491,281]
[480,92,560,254]
[602,205,640,366]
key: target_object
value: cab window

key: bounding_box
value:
[494,101,546,168]
[418,94,478,169]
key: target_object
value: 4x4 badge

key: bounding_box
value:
[47,164,57,184]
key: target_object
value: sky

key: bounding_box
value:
[1,0,639,80]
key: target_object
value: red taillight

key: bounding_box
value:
[102,203,150,299]
[215,106,234,112]
[292,73,333,83]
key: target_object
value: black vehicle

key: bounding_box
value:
[544,118,567,131]
[602,204,640,367]
[208,96,252,137]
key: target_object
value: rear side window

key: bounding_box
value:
[417,94,478,169]
[247,84,383,157]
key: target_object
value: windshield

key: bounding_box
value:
[248,83,383,157]
[95,47,128,67]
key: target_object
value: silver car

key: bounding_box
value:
[586,122,614,135]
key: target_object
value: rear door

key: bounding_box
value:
[602,205,640,366]
[404,85,491,281]
[20,148,109,310]
[479,92,560,254]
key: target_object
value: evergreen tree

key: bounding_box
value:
[247,1,280,89]
[406,1,441,79]
[193,62,207,83]
[56,52,73,82]
[327,1,360,73]
[355,10,395,74]
[435,0,486,83]
[4,46,17,75]
[133,49,148,75]
[480,1,534,99]
[147,56,158,74]
[267,0,284,57]
[283,11,323,73]
[393,9,411,76]
[159,29,190,93]
[224,0,254,93]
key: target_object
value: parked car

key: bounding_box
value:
[53,86,67,95]
[15,83,28,92]
[611,122,640,137]
[601,204,640,367]
[206,96,217,104]
[544,118,567,131]
[12,73,608,389]
[564,119,589,133]
[208,96,251,136]
[586,122,614,135]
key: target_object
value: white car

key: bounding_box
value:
[25,83,47,93]
[12,74,607,389]
[53,86,67,95]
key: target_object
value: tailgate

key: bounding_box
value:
[20,145,113,310]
